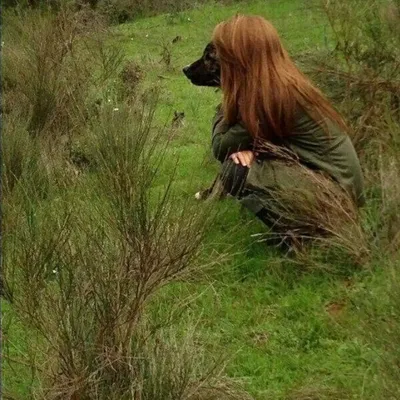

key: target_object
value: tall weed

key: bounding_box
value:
[308,0,400,149]
[300,0,400,258]
[2,6,122,139]
[2,95,251,399]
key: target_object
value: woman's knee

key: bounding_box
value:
[220,159,249,196]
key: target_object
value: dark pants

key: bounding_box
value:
[220,159,276,226]
[220,159,249,197]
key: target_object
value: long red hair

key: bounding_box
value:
[212,15,348,140]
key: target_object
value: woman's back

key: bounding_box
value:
[282,108,365,206]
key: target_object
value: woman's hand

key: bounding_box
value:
[230,150,255,167]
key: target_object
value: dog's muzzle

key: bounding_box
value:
[182,65,191,77]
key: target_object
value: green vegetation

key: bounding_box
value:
[2,0,400,399]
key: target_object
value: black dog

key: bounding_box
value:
[183,43,226,200]
[183,42,221,87]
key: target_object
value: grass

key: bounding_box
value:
[2,0,400,399]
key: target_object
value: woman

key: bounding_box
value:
[210,15,364,236]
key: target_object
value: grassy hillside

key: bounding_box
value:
[2,0,400,399]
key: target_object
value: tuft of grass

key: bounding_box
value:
[251,142,369,268]
[2,86,253,399]
[2,6,122,139]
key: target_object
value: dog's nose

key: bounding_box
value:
[182,65,190,75]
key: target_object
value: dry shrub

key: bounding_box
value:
[159,40,173,69]
[298,0,399,165]
[4,0,215,22]
[118,60,144,102]
[2,95,252,400]
[2,4,128,190]
[0,112,71,206]
[364,153,400,256]
[2,6,122,139]
[251,142,369,267]
[305,0,400,150]
[295,0,400,264]
[96,0,202,23]
[1,114,42,197]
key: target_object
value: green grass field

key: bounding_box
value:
[3,1,399,399]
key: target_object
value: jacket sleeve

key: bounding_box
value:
[211,105,254,163]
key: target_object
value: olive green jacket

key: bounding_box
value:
[211,105,365,209]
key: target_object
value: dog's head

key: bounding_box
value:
[182,42,221,87]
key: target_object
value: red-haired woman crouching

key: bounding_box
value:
[210,15,364,239]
